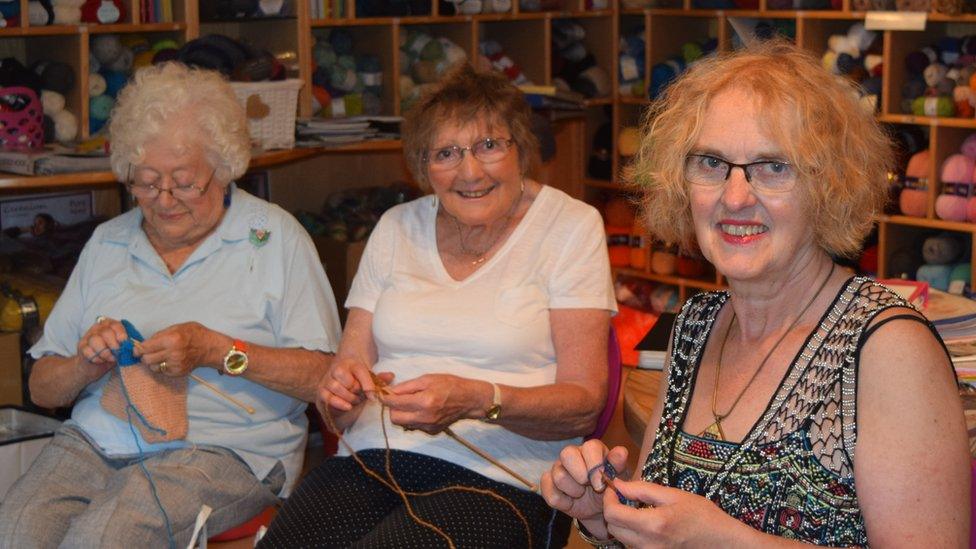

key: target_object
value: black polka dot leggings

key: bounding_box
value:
[259,449,570,549]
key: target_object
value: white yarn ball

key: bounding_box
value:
[53,109,78,142]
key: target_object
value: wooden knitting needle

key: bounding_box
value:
[188,373,256,415]
[132,341,255,414]
[368,372,536,491]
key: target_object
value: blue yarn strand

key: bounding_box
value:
[112,319,177,549]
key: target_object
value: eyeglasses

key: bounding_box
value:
[685,154,797,193]
[126,166,217,201]
[426,138,515,170]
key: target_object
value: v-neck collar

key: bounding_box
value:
[429,185,550,286]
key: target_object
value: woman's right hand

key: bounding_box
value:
[74,316,127,382]
[316,357,393,432]
[541,440,630,534]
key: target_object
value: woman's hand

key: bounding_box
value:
[540,440,629,538]
[604,478,746,548]
[75,316,126,381]
[136,321,213,376]
[316,356,393,432]
[380,374,487,434]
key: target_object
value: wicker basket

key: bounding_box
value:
[231,79,303,150]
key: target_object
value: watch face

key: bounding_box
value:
[225,351,248,374]
[486,404,501,421]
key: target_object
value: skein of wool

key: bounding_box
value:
[899,150,930,217]
[935,154,974,221]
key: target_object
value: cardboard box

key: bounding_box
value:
[0,332,21,406]
[312,237,366,322]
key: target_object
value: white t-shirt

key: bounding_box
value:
[342,185,617,489]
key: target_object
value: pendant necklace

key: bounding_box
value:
[450,179,524,266]
[700,262,836,441]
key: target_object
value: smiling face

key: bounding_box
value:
[134,125,227,253]
[689,87,819,283]
[427,117,523,228]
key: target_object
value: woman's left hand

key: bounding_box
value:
[136,321,214,377]
[381,374,486,434]
[602,477,747,548]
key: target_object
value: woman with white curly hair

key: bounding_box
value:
[0,62,342,547]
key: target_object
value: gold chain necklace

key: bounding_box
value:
[700,262,836,441]
[450,180,524,266]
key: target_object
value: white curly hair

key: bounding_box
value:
[109,62,251,184]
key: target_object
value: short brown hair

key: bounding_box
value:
[632,39,892,258]
[402,63,539,190]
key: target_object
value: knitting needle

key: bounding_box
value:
[368,372,536,491]
[188,374,256,415]
[132,341,255,414]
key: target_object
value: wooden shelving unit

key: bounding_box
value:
[0,0,974,299]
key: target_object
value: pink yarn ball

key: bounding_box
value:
[968,197,976,222]
[936,194,969,220]
[940,153,975,183]
[962,133,976,159]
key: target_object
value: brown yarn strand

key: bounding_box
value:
[702,262,836,441]
[319,376,533,549]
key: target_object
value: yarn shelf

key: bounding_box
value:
[1,0,976,297]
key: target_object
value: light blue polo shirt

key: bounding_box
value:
[29,185,341,495]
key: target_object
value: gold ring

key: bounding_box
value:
[159,361,168,373]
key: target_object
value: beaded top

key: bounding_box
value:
[641,276,917,547]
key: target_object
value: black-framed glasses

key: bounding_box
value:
[426,138,515,170]
[684,154,797,193]
[126,165,217,201]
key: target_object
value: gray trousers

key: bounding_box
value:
[0,425,283,549]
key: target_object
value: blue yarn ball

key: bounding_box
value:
[101,70,127,97]
[917,264,953,292]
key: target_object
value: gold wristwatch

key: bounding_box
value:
[222,339,249,376]
[483,382,501,422]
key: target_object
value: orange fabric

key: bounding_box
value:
[101,367,187,442]
[611,303,659,367]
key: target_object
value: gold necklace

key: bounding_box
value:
[700,262,836,441]
[450,180,524,266]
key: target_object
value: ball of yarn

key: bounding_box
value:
[52,109,77,142]
[29,0,53,26]
[951,263,971,285]
[936,191,969,221]
[152,48,179,64]
[967,196,976,222]
[900,150,930,217]
[577,65,611,97]
[940,153,975,183]
[912,96,955,117]
[133,50,155,69]
[40,89,64,114]
[33,60,74,94]
[88,72,106,97]
[962,134,976,159]
[917,264,953,291]
[152,38,179,53]
[106,47,133,73]
[89,93,114,121]
[92,34,123,65]
[651,248,677,275]
[101,70,127,97]
[618,126,639,157]
[922,233,961,264]
[888,247,923,279]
